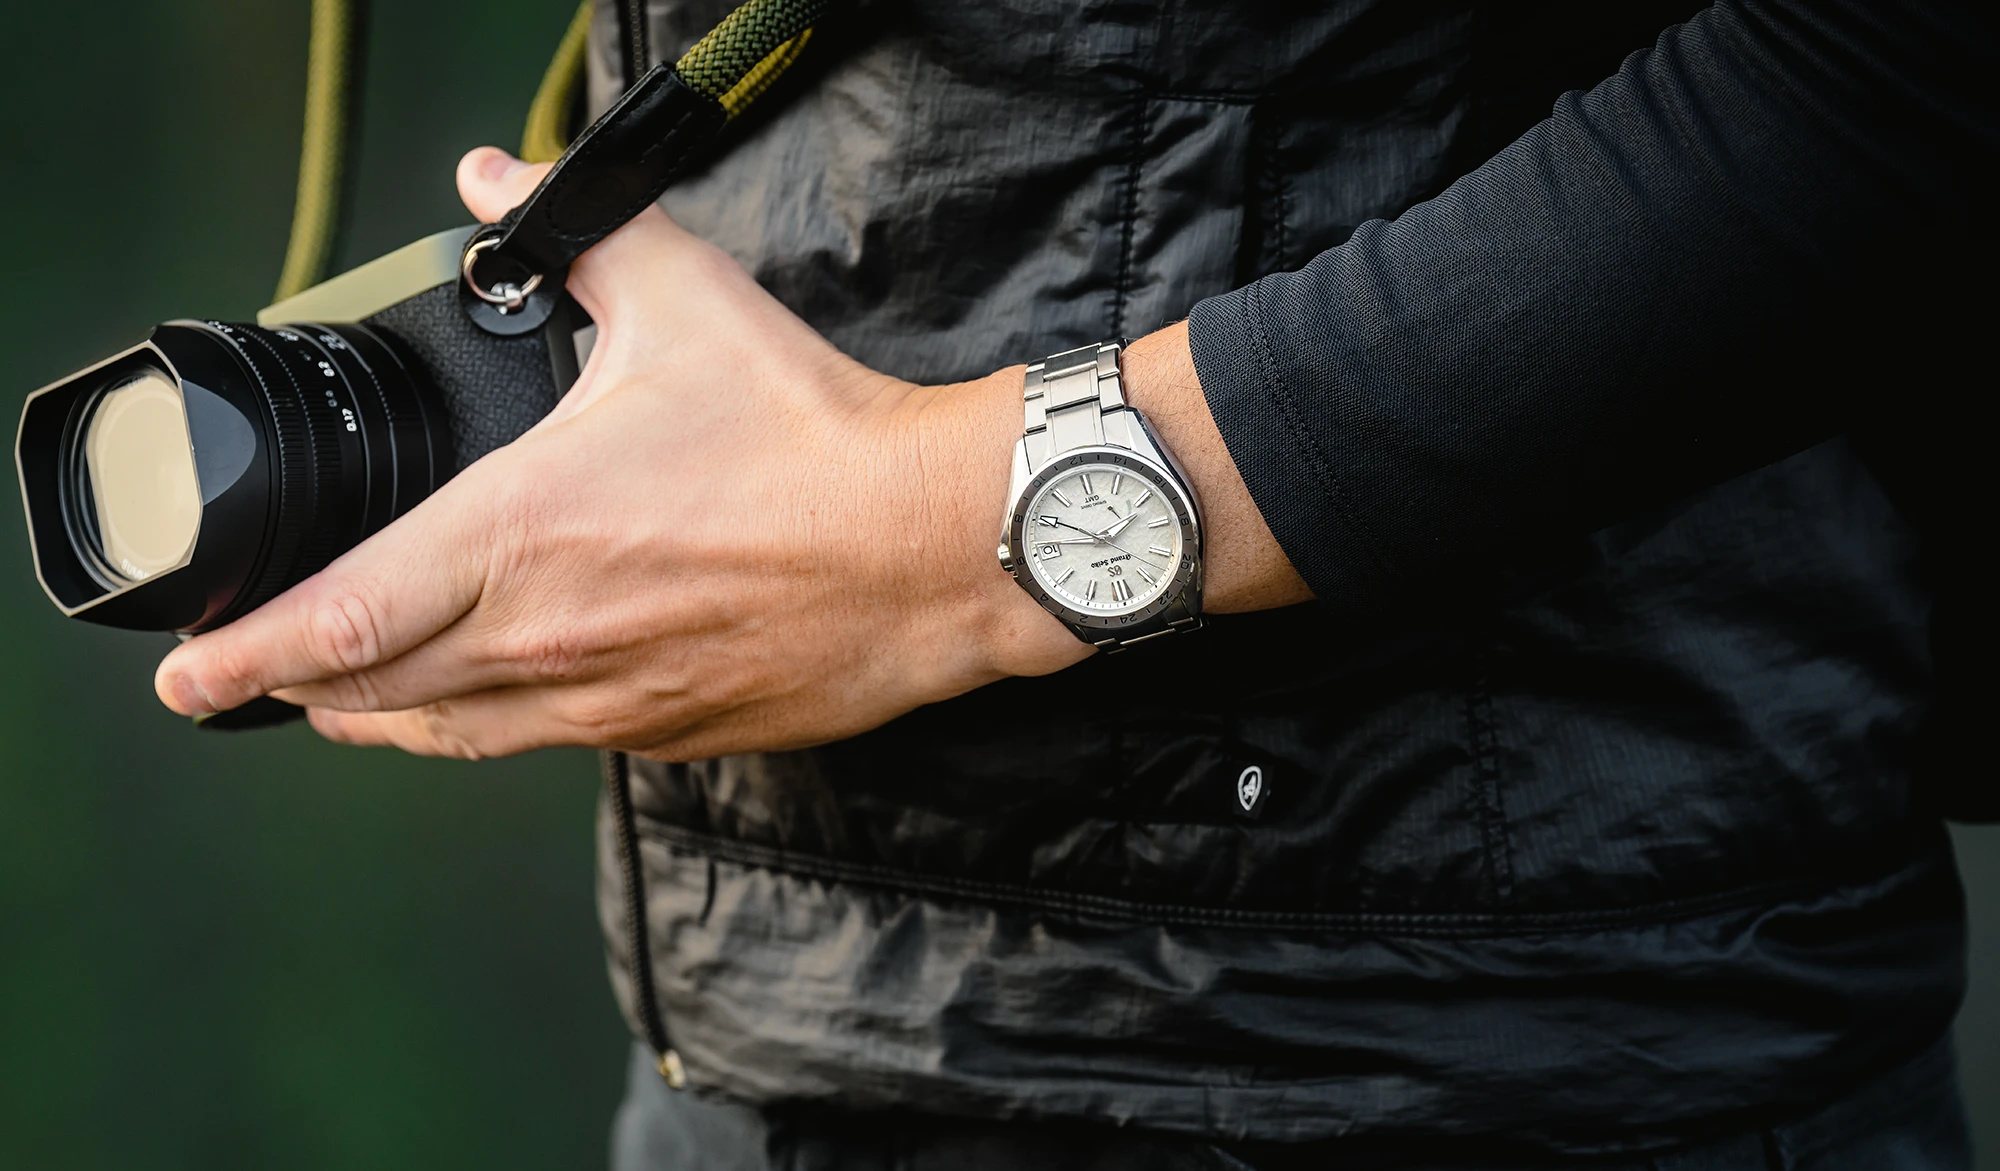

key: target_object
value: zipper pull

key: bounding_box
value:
[657,1048,687,1090]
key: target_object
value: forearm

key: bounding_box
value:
[156,0,1993,759]
[1171,0,1994,614]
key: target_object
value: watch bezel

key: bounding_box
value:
[1006,446,1200,631]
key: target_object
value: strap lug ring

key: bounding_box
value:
[460,236,544,313]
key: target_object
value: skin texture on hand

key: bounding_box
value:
[152,148,1308,760]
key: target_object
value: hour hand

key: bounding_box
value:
[1096,512,1137,539]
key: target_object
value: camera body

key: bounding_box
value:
[263,226,582,474]
[15,226,585,634]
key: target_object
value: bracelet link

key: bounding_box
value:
[1023,341,1127,455]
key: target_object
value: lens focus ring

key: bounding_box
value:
[201,322,324,624]
[186,320,429,629]
[247,328,351,582]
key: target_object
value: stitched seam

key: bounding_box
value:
[1152,90,1259,105]
[535,101,707,248]
[1269,117,1288,270]
[1465,638,1515,906]
[641,818,1891,937]
[1242,279,1402,585]
[1109,92,1146,341]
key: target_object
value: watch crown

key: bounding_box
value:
[997,542,1014,571]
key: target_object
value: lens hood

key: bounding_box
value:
[16,317,454,632]
[19,326,272,630]
[18,228,582,635]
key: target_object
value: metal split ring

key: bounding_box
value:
[460,236,544,313]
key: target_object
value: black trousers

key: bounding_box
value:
[609,1036,1971,1171]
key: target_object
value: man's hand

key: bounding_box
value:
[153,148,1087,760]
[153,147,1308,761]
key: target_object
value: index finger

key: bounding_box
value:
[154,490,490,716]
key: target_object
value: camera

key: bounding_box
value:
[13,0,825,712]
[15,226,584,635]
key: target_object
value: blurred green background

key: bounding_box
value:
[0,2,1992,1167]
[1,2,627,1168]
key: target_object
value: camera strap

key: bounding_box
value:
[459,0,827,335]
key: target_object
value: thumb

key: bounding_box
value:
[456,147,553,224]
[153,477,492,715]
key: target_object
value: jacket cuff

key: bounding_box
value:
[1186,277,1399,614]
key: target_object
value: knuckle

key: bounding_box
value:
[306,708,352,744]
[202,642,263,702]
[329,669,384,712]
[309,584,385,672]
[418,702,484,762]
[564,691,631,741]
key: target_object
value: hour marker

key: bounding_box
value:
[1147,517,1170,528]
[1136,566,1157,585]
[1110,473,1124,494]
[1133,490,1152,508]
[1111,578,1132,603]
[1050,488,1073,508]
[1054,568,1074,585]
[1148,545,1172,557]
[1079,473,1093,495]
[1084,579,1097,601]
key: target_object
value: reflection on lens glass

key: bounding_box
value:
[84,373,201,582]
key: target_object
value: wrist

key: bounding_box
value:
[1118,321,1312,613]
[907,365,1093,684]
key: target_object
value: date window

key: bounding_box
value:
[1037,544,1061,559]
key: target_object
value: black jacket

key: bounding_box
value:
[586,0,1988,1154]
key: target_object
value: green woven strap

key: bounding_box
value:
[274,0,364,301]
[675,0,828,112]
[280,0,830,301]
[521,1,594,164]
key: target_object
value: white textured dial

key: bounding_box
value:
[1022,463,1183,613]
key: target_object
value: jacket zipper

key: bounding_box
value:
[616,0,650,90]
[602,749,684,1087]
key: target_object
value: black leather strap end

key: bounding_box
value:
[193,696,308,732]
[489,64,727,277]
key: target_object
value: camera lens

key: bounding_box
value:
[17,318,451,632]
[77,371,203,583]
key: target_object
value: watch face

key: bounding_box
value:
[1018,455,1189,619]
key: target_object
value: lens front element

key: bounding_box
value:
[82,372,201,582]
[17,318,448,632]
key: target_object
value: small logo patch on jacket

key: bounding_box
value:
[1235,764,1266,819]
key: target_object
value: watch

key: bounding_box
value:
[997,340,1204,650]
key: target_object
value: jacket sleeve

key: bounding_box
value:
[1186,0,1996,615]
